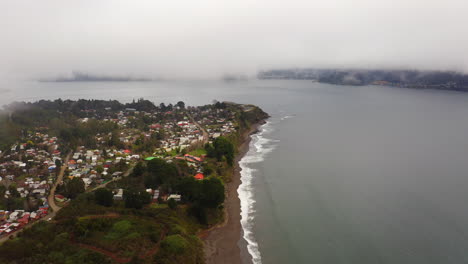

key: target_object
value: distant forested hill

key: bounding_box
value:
[258,69,468,91]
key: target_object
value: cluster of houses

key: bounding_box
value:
[0,205,49,237]
[0,103,242,213]
[174,154,205,177]
[66,147,140,190]
[152,120,204,153]
[0,132,62,212]
[189,107,237,141]
[80,107,205,154]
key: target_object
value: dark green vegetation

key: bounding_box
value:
[144,158,179,189]
[95,188,114,207]
[64,177,86,199]
[0,192,203,264]
[205,137,235,166]
[0,111,19,151]
[123,190,151,209]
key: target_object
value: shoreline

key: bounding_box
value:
[203,120,266,264]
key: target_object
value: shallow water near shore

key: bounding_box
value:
[5,80,468,263]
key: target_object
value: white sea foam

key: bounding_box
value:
[280,114,295,121]
[238,121,277,264]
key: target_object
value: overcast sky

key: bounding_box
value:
[1,0,468,80]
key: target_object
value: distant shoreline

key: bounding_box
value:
[203,119,266,264]
[39,79,154,83]
[258,68,468,91]
[38,72,154,83]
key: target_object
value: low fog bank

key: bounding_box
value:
[2,0,468,84]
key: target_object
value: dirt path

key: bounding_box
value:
[86,165,134,193]
[48,151,72,212]
[75,242,131,263]
[186,111,209,145]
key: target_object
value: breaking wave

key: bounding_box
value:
[238,121,277,264]
[280,114,295,121]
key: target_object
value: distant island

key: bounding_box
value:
[258,68,468,91]
[40,71,153,82]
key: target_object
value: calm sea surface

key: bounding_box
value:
[4,80,468,263]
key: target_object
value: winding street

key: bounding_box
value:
[47,152,72,212]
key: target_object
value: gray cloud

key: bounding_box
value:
[1,0,468,81]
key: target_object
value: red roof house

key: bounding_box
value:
[194,173,204,180]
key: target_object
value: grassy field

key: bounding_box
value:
[188,148,207,157]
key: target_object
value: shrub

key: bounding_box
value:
[94,188,113,207]
[168,198,177,210]
[161,235,188,255]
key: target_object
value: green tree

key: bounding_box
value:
[123,190,150,209]
[55,159,62,168]
[65,178,85,199]
[140,191,152,205]
[132,161,145,178]
[176,101,185,109]
[168,198,177,210]
[124,190,143,209]
[200,177,225,208]
[161,235,188,255]
[144,158,178,189]
[96,165,104,174]
[213,137,234,165]
[94,188,113,207]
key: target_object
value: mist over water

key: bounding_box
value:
[5,80,468,263]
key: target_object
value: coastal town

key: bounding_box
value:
[0,99,245,243]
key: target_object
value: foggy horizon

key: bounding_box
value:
[2,0,468,82]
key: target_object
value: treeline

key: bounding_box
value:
[5,98,158,116]
[0,111,20,150]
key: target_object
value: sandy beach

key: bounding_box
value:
[203,121,265,264]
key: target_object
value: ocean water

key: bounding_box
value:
[4,80,468,263]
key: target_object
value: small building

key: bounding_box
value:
[167,194,181,202]
[113,189,124,200]
[55,194,66,203]
[153,190,160,200]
